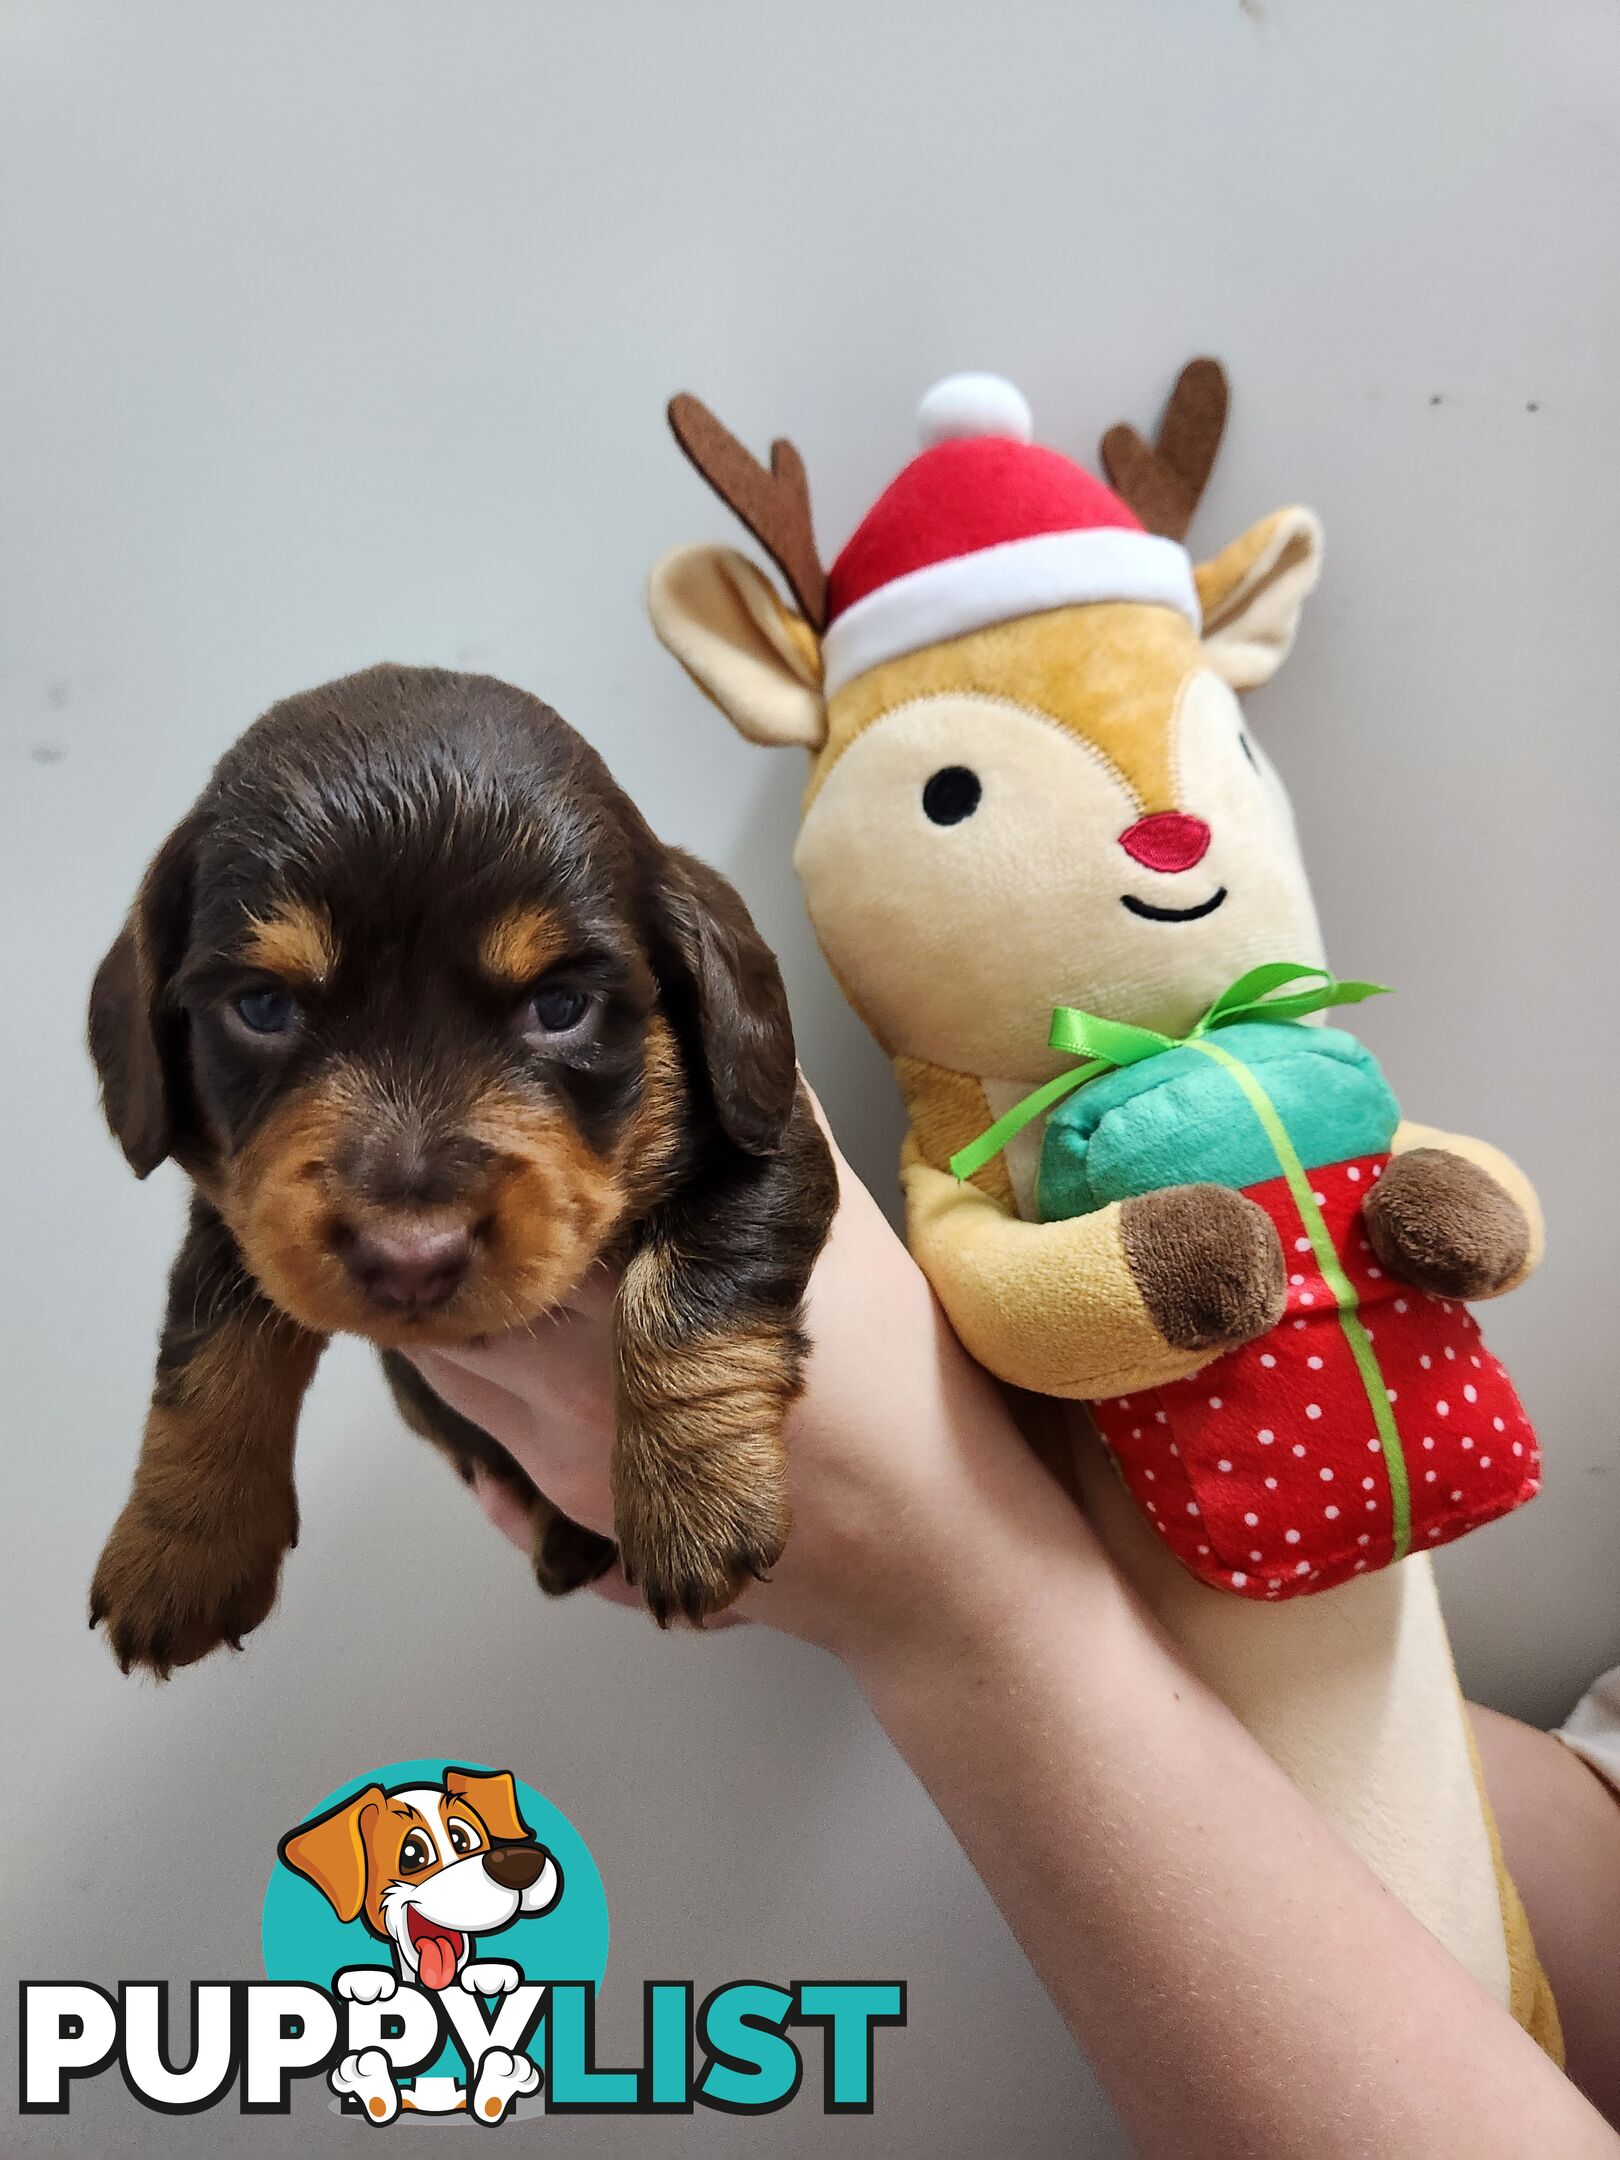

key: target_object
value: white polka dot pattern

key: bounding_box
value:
[1092,1152,1543,1600]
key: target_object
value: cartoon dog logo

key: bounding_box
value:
[280,1765,562,2123]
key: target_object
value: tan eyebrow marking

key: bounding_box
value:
[240,900,338,986]
[479,905,565,987]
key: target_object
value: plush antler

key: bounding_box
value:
[1100,357,1230,543]
[667,394,828,631]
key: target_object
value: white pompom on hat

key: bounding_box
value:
[916,373,1034,447]
[819,374,1202,695]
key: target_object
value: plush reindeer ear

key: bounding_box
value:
[653,846,798,1157]
[278,1785,384,1924]
[1196,508,1324,691]
[648,544,827,750]
[87,813,203,1178]
[444,1767,533,1845]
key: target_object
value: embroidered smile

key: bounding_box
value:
[1121,888,1228,923]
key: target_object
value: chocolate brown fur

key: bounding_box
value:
[613,1097,834,1624]
[89,1200,322,1675]
[87,664,837,1669]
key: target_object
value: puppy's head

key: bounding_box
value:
[279,1767,563,1988]
[89,664,796,1345]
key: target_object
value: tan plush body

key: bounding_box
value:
[904,1055,1550,2032]
[649,364,1558,2048]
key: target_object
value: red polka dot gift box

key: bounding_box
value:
[1090,1157,1539,1600]
[952,968,1542,1602]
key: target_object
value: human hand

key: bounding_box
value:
[407,1111,1084,1661]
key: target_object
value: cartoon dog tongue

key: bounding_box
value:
[412,1921,462,1991]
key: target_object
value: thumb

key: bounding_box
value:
[407,1352,537,1456]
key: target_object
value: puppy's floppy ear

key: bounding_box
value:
[652,847,797,1157]
[278,1785,384,1924]
[88,813,202,1177]
[444,1767,533,1845]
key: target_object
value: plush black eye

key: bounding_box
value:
[399,1832,434,1874]
[922,766,982,825]
[233,987,300,1036]
[525,986,591,1037]
[1238,731,1259,772]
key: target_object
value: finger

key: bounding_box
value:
[586,1562,643,1611]
[471,1321,616,1435]
[558,1262,621,1323]
[414,1348,616,1534]
[422,1266,620,1388]
[409,1352,535,1451]
[410,1301,617,1444]
[799,1077,843,1162]
[471,1466,533,1554]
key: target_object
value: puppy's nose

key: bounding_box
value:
[341,1219,471,1312]
[1118,812,1212,874]
[483,1844,548,1891]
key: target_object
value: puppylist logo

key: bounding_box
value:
[19,1757,905,2126]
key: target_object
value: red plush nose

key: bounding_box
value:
[1118,812,1212,874]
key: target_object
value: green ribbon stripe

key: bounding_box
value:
[946,962,1410,1562]
[950,963,1389,1186]
[1186,1039,1412,1564]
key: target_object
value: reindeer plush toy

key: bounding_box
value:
[648,361,1558,2052]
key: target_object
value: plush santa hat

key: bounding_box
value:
[820,374,1202,695]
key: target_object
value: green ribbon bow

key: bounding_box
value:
[949,963,1390,1184]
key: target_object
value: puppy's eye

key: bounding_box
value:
[447,1820,477,1855]
[922,766,982,825]
[399,1832,434,1874]
[524,986,591,1039]
[231,987,301,1036]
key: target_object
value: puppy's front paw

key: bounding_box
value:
[531,1508,618,1598]
[461,1961,522,1996]
[614,1282,801,1627]
[89,1501,291,1677]
[337,1967,399,2005]
[614,1446,788,1629]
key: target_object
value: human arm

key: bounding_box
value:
[1471,1704,1620,2127]
[411,1135,1610,2157]
[860,1494,1610,2159]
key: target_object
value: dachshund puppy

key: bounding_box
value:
[87,664,838,1674]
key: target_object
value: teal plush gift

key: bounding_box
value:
[952,965,1542,1603]
[1035,1021,1398,1220]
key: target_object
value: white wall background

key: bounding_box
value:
[4,2,1619,2151]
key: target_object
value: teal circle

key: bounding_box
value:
[262,1757,608,2086]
